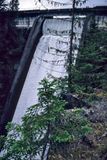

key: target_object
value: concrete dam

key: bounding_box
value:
[13,17,84,123]
[0,6,107,135]
[0,4,107,159]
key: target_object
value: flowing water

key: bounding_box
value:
[12,18,84,123]
[1,14,107,160]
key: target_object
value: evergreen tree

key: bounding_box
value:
[76,27,107,92]
[0,78,91,159]
[67,0,87,92]
[0,0,26,122]
[9,0,19,11]
[0,0,7,11]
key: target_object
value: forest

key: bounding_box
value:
[0,0,107,160]
[0,0,29,122]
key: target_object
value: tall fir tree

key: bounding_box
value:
[0,0,7,11]
[9,0,19,11]
[76,27,107,92]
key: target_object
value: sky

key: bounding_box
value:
[12,0,107,10]
[19,0,36,10]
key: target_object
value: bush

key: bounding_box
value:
[0,78,92,160]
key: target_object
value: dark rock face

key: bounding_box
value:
[0,17,44,136]
[61,93,91,110]
[0,25,29,120]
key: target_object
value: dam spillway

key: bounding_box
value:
[12,17,83,123]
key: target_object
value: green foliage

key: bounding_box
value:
[73,28,107,93]
[0,78,92,159]
[67,0,88,92]
[52,108,92,143]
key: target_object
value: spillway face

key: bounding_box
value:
[12,18,84,123]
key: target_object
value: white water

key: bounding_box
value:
[11,18,84,160]
[12,18,84,123]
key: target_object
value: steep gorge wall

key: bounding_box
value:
[0,17,44,135]
[0,26,30,120]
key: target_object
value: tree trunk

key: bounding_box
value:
[68,0,76,92]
